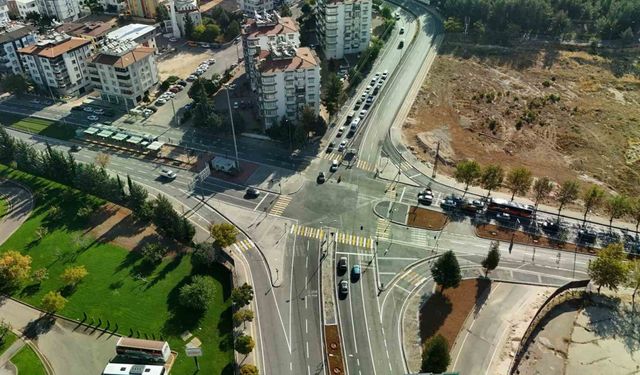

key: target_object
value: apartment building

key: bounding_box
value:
[88,38,158,107]
[0,0,10,25]
[56,21,115,53]
[239,0,273,15]
[14,0,39,18]
[125,0,158,19]
[18,32,92,96]
[0,23,35,75]
[242,13,299,92]
[316,0,372,59]
[35,0,81,21]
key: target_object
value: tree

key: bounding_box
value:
[1,74,29,96]
[0,320,10,345]
[233,309,254,328]
[532,177,553,209]
[41,291,67,313]
[61,265,88,287]
[444,17,464,32]
[239,364,259,375]
[95,152,110,168]
[184,14,195,39]
[505,167,532,200]
[479,164,504,197]
[421,334,450,373]
[581,185,605,224]
[380,5,393,19]
[127,175,150,219]
[279,3,292,16]
[178,275,217,312]
[588,243,629,294]
[605,194,629,229]
[210,222,239,248]
[627,260,640,309]
[224,20,240,41]
[152,194,180,239]
[323,73,344,117]
[481,241,500,277]
[430,250,461,293]
[32,268,48,284]
[0,251,32,290]
[236,334,255,355]
[155,4,169,22]
[231,283,254,307]
[631,197,640,236]
[556,180,580,217]
[203,24,221,42]
[142,243,168,264]
[453,160,481,194]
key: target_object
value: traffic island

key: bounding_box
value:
[475,223,597,255]
[324,324,345,374]
[407,206,448,231]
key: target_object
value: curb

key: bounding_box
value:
[372,199,408,225]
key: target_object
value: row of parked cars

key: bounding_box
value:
[71,105,115,122]
[186,59,216,82]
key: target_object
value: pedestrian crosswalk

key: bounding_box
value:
[229,239,255,253]
[385,186,396,199]
[376,218,390,240]
[290,224,325,239]
[269,195,292,216]
[355,159,375,172]
[320,152,344,162]
[399,161,413,172]
[410,227,429,244]
[319,152,375,172]
[399,270,427,288]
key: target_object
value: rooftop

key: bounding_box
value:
[117,337,168,351]
[243,16,298,39]
[56,21,114,39]
[18,34,90,58]
[92,45,155,68]
[107,23,156,41]
[102,363,165,375]
[258,46,319,73]
[0,23,34,45]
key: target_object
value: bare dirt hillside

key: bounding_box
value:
[403,45,640,195]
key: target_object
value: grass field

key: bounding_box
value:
[0,166,234,374]
[10,345,46,375]
[0,112,76,140]
[0,197,7,218]
[0,331,18,356]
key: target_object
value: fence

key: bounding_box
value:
[508,279,590,374]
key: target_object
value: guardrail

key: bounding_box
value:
[508,279,590,374]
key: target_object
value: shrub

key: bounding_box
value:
[141,243,168,264]
[178,275,216,312]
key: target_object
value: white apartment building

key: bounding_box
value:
[242,13,299,92]
[256,44,320,128]
[239,0,274,15]
[35,0,81,22]
[18,32,92,96]
[316,0,372,59]
[88,38,158,107]
[0,23,36,75]
[14,0,39,18]
[0,1,10,25]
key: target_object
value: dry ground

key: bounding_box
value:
[404,43,640,195]
[157,49,217,81]
[407,206,448,230]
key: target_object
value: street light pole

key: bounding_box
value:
[224,84,240,170]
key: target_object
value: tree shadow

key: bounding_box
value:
[19,283,42,297]
[419,292,453,343]
[220,363,235,375]
[162,275,205,337]
[22,315,55,340]
[145,253,185,289]
[582,295,640,353]
[473,278,492,317]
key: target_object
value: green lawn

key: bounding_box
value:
[0,166,234,375]
[0,197,7,218]
[0,331,18,356]
[0,112,76,140]
[10,345,46,375]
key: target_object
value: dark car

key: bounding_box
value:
[326,141,335,153]
[317,172,326,184]
[69,145,82,152]
[245,187,260,198]
[177,80,188,87]
[337,256,347,273]
[339,280,349,296]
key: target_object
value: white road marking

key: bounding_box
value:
[394,284,412,294]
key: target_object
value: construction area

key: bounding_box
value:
[403,43,640,196]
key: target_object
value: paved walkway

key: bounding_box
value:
[0,340,25,375]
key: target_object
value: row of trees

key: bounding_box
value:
[434,0,640,41]
[0,128,195,244]
[182,8,241,43]
[588,243,640,305]
[453,160,640,229]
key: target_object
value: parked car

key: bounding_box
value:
[69,145,82,152]
[83,106,94,113]
[417,188,434,205]
[87,115,99,121]
[398,40,404,49]
[155,98,167,105]
[441,198,457,210]
[359,109,368,119]
[400,27,405,34]
[169,87,180,93]
[71,106,83,112]
[159,168,177,179]
[168,37,177,42]
[177,80,188,87]
[186,75,197,81]
[382,70,388,79]
[93,108,105,115]
[495,212,512,222]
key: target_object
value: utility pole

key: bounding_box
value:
[432,141,440,178]
[224,84,240,170]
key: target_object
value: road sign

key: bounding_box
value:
[185,347,203,357]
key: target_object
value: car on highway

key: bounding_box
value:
[330,159,339,172]
[338,140,347,152]
[69,145,82,152]
[317,171,326,184]
[400,27,405,34]
[245,187,261,198]
[359,109,367,119]
[338,257,347,273]
[87,115,99,121]
[339,280,349,296]
[336,126,345,137]
[398,40,404,49]
[351,264,361,281]
[159,168,177,180]
[417,188,434,205]
[326,141,335,153]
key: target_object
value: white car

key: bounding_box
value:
[169,37,177,42]
[330,159,339,172]
[186,75,197,81]
[155,98,166,105]
[165,92,176,98]
[233,102,239,109]
[359,110,367,119]
[338,141,347,152]
[83,106,94,113]
[87,115,99,121]
[382,70,388,79]
[159,168,177,179]
[93,108,104,115]
[199,64,209,70]
[207,58,216,64]
[374,72,381,79]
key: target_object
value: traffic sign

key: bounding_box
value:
[185,347,203,357]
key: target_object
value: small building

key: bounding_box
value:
[18,32,92,97]
[107,23,157,50]
[88,37,159,107]
[0,22,36,76]
[102,363,166,375]
[115,337,171,363]
[13,0,39,19]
